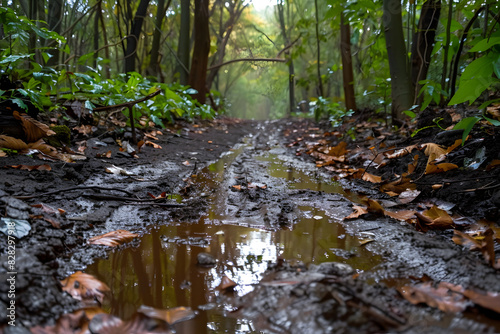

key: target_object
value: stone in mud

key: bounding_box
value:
[197,252,216,266]
[309,262,354,276]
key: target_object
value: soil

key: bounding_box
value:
[1,111,500,333]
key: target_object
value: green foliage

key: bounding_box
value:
[449,33,500,107]
[418,80,446,111]
[309,96,354,126]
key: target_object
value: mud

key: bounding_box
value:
[1,118,500,333]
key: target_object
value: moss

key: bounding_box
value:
[46,125,71,147]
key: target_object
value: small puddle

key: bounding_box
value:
[85,146,381,332]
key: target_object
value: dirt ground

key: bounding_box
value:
[1,112,500,333]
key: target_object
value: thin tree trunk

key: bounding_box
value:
[189,0,211,102]
[277,2,295,117]
[410,0,441,105]
[46,0,64,66]
[177,0,190,85]
[441,0,453,102]
[314,0,323,97]
[124,0,150,73]
[340,12,357,111]
[383,0,414,123]
[93,0,101,68]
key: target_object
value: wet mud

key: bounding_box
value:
[1,119,500,333]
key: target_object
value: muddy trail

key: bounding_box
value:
[2,119,500,333]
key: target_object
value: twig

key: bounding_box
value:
[14,186,137,200]
[84,194,185,207]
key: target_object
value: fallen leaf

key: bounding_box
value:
[380,177,417,196]
[422,143,446,159]
[216,275,238,291]
[384,210,416,221]
[385,144,419,159]
[345,205,368,219]
[425,161,458,175]
[351,169,382,183]
[96,150,112,158]
[60,271,110,305]
[416,206,454,229]
[7,164,52,171]
[398,282,469,313]
[144,140,162,149]
[137,305,196,325]
[0,150,6,157]
[148,192,167,200]
[0,135,29,151]
[452,230,482,250]
[88,229,139,247]
[398,189,421,204]
[486,159,500,171]
[30,310,89,334]
[13,110,56,142]
[462,289,500,314]
[232,185,242,191]
[328,141,348,156]
[182,160,191,166]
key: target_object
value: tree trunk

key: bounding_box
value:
[383,0,414,123]
[189,0,210,102]
[177,0,190,85]
[340,12,357,111]
[93,0,101,69]
[277,2,295,117]
[147,0,170,80]
[441,0,453,101]
[46,0,63,66]
[314,0,323,97]
[124,0,150,73]
[410,0,441,104]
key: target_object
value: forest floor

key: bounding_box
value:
[1,109,500,333]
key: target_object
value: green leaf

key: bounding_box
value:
[453,116,481,144]
[0,54,32,64]
[85,100,95,111]
[0,218,31,239]
[483,115,500,126]
[460,54,495,81]
[469,37,500,53]
[403,110,416,118]
[448,76,497,105]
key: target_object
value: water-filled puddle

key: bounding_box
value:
[85,150,381,333]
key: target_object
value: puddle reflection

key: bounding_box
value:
[85,149,381,333]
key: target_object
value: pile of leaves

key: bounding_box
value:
[285,107,500,270]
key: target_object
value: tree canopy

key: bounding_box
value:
[1,0,499,124]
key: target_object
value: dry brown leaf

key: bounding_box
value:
[398,189,421,204]
[88,229,139,247]
[416,206,454,229]
[345,205,368,219]
[398,282,469,313]
[216,275,238,291]
[351,169,382,183]
[137,305,195,325]
[13,110,56,142]
[0,135,29,151]
[328,141,348,157]
[380,177,417,196]
[0,150,6,157]
[445,139,463,154]
[144,140,162,149]
[232,185,242,191]
[384,210,416,221]
[8,164,52,171]
[30,310,89,334]
[425,161,458,175]
[486,159,500,171]
[385,144,419,159]
[366,199,385,215]
[422,143,446,158]
[463,289,500,314]
[148,191,167,199]
[452,230,482,251]
[60,271,110,305]
[182,160,191,166]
